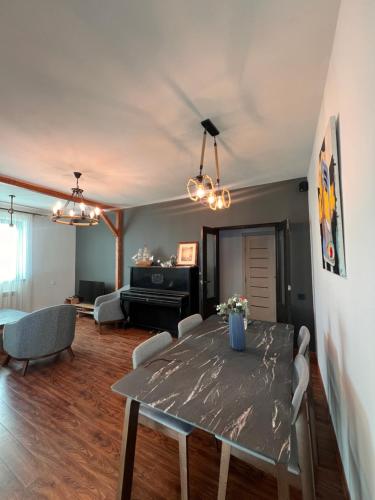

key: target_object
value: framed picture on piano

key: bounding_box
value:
[177,241,198,266]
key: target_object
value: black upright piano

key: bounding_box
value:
[120,266,199,335]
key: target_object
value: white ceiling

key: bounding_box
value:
[0,0,340,209]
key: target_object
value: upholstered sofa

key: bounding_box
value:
[2,304,76,375]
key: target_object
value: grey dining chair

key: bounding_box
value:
[217,354,315,500]
[297,325,318,467]
[132,331,194,500]
[177,313,203,338]
[298,326,311,360]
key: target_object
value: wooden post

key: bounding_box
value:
[115,210,124,289]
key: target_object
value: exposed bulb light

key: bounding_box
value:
[94,207,101,216]
[217,195,224,209]
[196,184,205,199]
[207,192,216,205]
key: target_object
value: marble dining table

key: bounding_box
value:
[112,315,294,499]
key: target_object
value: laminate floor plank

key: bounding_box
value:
[0,318,348,499]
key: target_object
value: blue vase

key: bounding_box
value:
[229,312,246,351]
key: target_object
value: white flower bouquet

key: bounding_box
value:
[216,294,248,318]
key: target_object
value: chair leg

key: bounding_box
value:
[2,354,11,367]
[217,441,231,500]
[21,360,29,376]
[67,346,75,360]
[307,386,319,466]
[178,434,190,500]
[296,396,316,500]
[276,464,290,500]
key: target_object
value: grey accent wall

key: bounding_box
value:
[75,213,115,293]
[76,178,314,342]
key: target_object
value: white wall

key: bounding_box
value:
[32,216,76,310]
[219,227,274,301]
[308,1,375,498]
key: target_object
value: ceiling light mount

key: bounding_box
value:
[201,118,220,137]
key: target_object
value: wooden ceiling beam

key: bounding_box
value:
[0,174,115,211]
[101,212,118,238]
[0,173,125,288]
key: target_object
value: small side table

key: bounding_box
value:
[73,303,95,318]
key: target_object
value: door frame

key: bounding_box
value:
[201,221,291,323]
[201,226,220,318]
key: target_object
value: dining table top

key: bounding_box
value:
[112,315,294,464]
[0,309,28,327]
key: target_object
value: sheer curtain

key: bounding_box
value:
[0,212,32,311]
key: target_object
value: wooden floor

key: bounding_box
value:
[0,318,347,499]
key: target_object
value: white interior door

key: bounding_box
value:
[244,234,276,322]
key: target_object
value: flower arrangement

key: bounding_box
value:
[216,294,248,317]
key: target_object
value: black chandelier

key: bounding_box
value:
[51,172,101,226]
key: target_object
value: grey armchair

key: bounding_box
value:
[2,304,76,376]
[94,285,129,332]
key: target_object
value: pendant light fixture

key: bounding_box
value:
[8,194,15,226]
[186,119,231,210]
[186,126,215,204]
[210,136,231,211]
[51,172,101,226]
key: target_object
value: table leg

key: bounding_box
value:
[117,398,140,500]
[276,463,290,500]
[217,441,231,500]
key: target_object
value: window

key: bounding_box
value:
[0,219,28,283]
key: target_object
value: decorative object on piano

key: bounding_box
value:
[160,255,177,268]
[132,246,153,267]
[177,242,198,266]
[51,172,101,226]
[186,119,231,211]
[170,255,177,266]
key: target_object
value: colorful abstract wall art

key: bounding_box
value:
[317,116,346,277]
